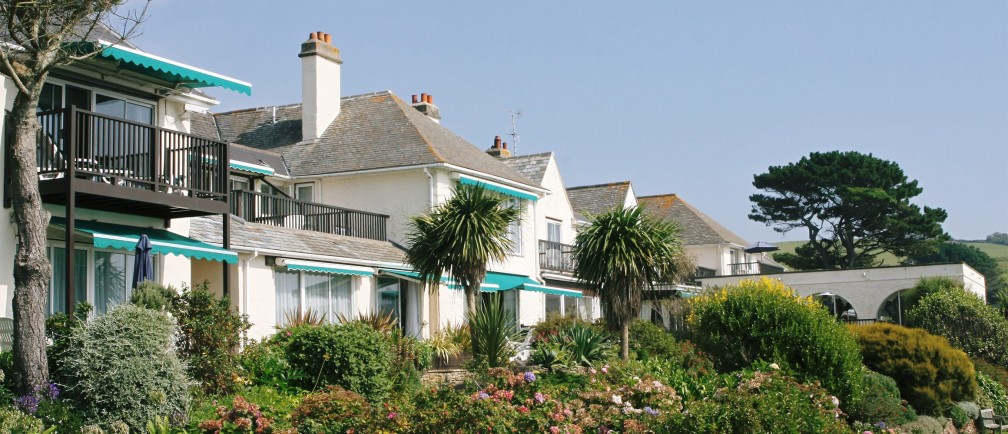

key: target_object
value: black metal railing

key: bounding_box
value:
[231,190,388,241]
[691,267,716,281]
[539,239,575,272]
[727,262,761,275]
[36,106,228,201]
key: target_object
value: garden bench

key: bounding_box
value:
[981,408,1008,433]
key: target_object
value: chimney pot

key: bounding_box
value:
[309,32,317,40]
[324,33,332,44]
[493,136,502,148]
[427,94,434,104]
[316,31,324,40]
[502,142,508,149]
[412,95,419,104]
[420,92,427,103]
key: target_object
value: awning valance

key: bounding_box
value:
[277,258,373,276]
[457,175,538,202]
[230,160,274,176]
[50,217,237,263]
[519,282,583,298]
[98,40,252,96]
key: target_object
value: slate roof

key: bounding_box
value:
[189,112,220,140]
[637,194,748,247]
[567,182,633,218]
[501,152,552,184]
[212,91,537,188]
[230,143,290,178]
[190,215,406,265]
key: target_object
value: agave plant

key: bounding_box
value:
[468,294,525,368]
[530,343,569,371]
[427,328,463,365]
[561,323,612,367]
[283,308,326,328]
[337,311,398,334]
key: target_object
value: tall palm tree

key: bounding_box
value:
[574,206,691,360]
[406,183,520,319]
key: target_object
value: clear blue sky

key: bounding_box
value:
[129,1,1007,243]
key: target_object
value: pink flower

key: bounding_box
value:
[601,364,609,374]
[534,392,546,404]
[589,368,597,375]
[387,412,397,419]
[550,426,561,434]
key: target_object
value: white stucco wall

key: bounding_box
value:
[318,169,430,245]
[699,263,988,320]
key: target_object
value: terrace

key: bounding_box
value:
[230,190,389,241]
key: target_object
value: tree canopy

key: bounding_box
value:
[749,151,947,270]
[573,206,692,360]
[905,242,1006,306]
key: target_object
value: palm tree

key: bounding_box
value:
[406,183,520,319]
[573,206,691,361]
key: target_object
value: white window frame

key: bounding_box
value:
[44,242,162,316]
[42,78,156,123]
[506,198,523,255]
[546,219,562,243]
[295,182,315,202]
[275,269,356,325]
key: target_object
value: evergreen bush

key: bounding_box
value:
[169,282,250,395]
[628,320,712,373]
[57,305,191,430]
[845,369,916,426]
[907,281,1008,367]
[285,323,393,402]
[687,278,863,405]
[850,322,976,415]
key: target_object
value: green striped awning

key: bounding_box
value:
[229,159,274,175]
[518,282,583,298]
[278,258,373,276]
[457,175,538,202]
[98,41,252,95]
[50,217,237,263]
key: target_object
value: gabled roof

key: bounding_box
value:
[638,194,748,247]
[500,152,552,184]
[190,216,405,265]
[212,91,537,187]
[567,181,633,218]
[230,143,290,178]
[189,112,220,141]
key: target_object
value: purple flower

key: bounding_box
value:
[534,392,546,404]
[478,392,490,400]
[15,394,39,414]
[44,382,59,400]
[524,371,536,383]
[644,406,659,416]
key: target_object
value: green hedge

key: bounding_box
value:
[850,322,976,416]
[687,278,863,405]
[284,323,393,402]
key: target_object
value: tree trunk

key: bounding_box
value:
[9,94,51,394]
[620,321,629,361]
[465,286,478,357]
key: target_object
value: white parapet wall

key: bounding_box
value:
[698,263,986,321]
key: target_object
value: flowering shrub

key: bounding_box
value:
[56,304,191,431]
[290,386,371,433]
[198,396,275,434]
[0,408,50,433]
[171,282,251,395]
[687,278,864,405]
[850,322,977,416]
[284,323,393,402]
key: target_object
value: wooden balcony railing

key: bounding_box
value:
[35,106,228,202]
[539,239,575,273]
[231,190,388,241]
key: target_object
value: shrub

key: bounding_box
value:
[948,404,968,428]
[0,408,51,434]
[290,386,371,434]
[530,312,589,345]
[898,415,948,434]
[129,281,175,311]
[845,369,916,426]
[558,323,612,367]
[239,339,307,392]
[956,401,980,420]
[389,329,434,392]
[56,305,191,430]
[170,282,250,395]
[197,396,274,433]
[850,322,977,415]
[469,294,525,368]
[687,278,863,405]
[977,371,1008,415]
[975,358,1008,389]
[627,320,712,373]
[285,323,393,402]
[907,281,1008,367]
[665,370,850,433]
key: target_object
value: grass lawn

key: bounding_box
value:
[771,240,1008,275]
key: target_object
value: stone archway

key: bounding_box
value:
[813,292,859,321]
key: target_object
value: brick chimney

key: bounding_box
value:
[410,92,441,124]
[300,31,342,141]
[486,135,511,158]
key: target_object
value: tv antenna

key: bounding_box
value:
[506,109,522,155]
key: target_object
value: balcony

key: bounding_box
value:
[231,190,388,241]
[727,261,785,276]
[7,107,230,218]
[539,239,575,273]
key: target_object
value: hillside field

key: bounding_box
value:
[771,240,1008,275]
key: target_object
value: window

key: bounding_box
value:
[94,93,153,125]
[546,220,562,243]
[45,246,158,316]
[295,183,314,202]
[377,277,401,321]
[481,290,518,326]
[544,293,594,321]
[230,177,249,192]
[38,82,92,113]
[274,270,353,326]
[506,198,522,254]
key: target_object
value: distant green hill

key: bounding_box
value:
[771,241,1008,276]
